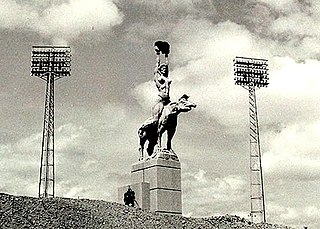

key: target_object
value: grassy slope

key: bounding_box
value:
[0,193,293,229]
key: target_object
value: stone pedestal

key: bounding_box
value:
[117,150,182,215]
[131,150,182,215]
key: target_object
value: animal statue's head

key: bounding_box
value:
[169,94,196,114]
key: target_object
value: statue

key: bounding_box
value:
[139,94,196,157]
[138,41,196,160]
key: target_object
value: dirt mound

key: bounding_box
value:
[0,193,293,228]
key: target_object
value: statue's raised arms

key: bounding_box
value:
[152,41,171,123]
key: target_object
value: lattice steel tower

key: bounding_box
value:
[233,56,269,223]
[31,46,71,198]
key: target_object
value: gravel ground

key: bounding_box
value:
[0,193,294,229]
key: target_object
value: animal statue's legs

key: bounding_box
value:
[139,135,147,160]
[139,148,143,160]
[157,125,165,149]
[157,131,161,148]
[166,128,176,150]
[147,139,157,156]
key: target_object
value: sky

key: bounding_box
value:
[0,0,319,228]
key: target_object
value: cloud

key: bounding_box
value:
[0,0,38,29]
[0,117,132,200]
[133,81,158,111]
[0,123,90,196]
[0,0,123,44]
[12,123,90,154]
[55,123,90,151]
[0,142,38,196]
[122,0,217,44]
[263,120,320,181]
[266,57,320,97]
[257,0,297,12]
[121,0,216,17]
[257,56,320,128]
[267,203,320,228]
[257,0,320,60]
[182,169,248,217]
[57,181,86,198]
[271,13,319,37]
[124,21,174,44]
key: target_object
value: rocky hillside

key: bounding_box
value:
[0,193,293,228]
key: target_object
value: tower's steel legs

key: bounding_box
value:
[248,84,266,223]
[38,73,55,198]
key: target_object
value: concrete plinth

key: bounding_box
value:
[131,150,182,215]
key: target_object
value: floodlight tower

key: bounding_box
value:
[31,46,71,198]
[233,56,269,223]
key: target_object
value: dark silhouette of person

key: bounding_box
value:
[124,186,135,207]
